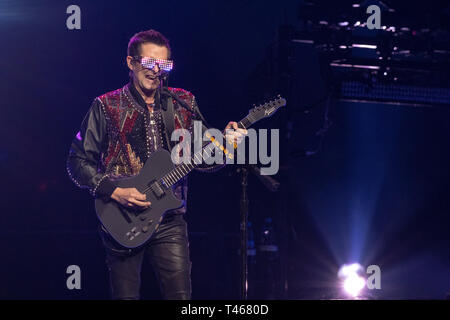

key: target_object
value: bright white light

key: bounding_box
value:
[330,63,380,70]
[343,274,366,297]
[353,65,380,70]
[352,44,377,49]
[338,263,366,298]
[338,263,363,278]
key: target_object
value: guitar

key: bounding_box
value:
[95,96,286,248]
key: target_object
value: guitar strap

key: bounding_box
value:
[160,91,175,152]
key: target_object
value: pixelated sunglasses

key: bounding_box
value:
[133,56,174,72]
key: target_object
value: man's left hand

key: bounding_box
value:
[224,121,248,146]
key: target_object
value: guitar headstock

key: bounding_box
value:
[248,95,286,123]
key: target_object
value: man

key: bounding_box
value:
[66,29,246,300]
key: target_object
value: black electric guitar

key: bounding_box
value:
[95,96,286,248]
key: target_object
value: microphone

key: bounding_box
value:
[160,73,169,88]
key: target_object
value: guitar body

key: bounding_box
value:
[95,149,183,248]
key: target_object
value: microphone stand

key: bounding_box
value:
[160,86,211,128]
[237,164,279,300]
[160,76,281,298]
[238,166,249,300]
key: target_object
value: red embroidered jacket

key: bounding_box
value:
[66,82,224,214]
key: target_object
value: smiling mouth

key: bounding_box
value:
[145,74,158,80]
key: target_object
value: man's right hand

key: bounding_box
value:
[111,187,151,209]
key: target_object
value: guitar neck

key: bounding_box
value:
[160,114,254,188]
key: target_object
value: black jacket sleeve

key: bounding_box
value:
[66,98,117,198]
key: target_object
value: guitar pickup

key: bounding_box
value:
[148,180,165,199]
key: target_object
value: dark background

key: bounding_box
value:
[0,0,449,299]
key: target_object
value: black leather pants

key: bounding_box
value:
[99,214,192,300]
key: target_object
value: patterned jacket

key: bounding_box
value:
[66,82,223,214]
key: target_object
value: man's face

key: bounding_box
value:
[127,43,169,93]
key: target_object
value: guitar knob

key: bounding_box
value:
[142,226,149,233]
[147,219,153,225]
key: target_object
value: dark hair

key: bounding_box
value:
[127,29,171,59]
